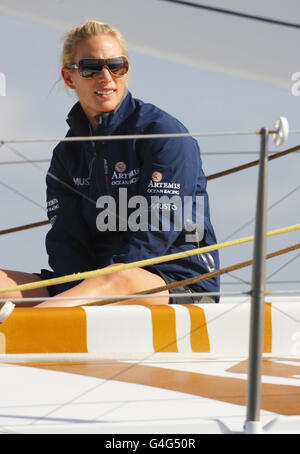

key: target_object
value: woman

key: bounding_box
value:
[0,20,219,308]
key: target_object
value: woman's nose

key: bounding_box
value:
[96,66,113,82]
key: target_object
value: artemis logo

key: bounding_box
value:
[0,73,5,96]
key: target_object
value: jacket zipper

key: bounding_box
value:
[88,151,97,179]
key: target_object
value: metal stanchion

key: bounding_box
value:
[244,128,269,434]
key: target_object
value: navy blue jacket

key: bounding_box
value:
[46,91,220,296]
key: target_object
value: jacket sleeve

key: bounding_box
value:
[45,146,95,293]
[110,116,212,264]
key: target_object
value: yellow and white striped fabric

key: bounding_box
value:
[0,300,299,355]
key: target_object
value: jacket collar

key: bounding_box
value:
[66,89,134,137]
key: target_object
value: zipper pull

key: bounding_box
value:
[104,158,108,176]
[104,159,109,187]
[88,151,96,179]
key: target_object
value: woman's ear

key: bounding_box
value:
[61,67,76,90]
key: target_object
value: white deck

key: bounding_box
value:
[0,297,299,434]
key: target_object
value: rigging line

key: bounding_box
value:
[0,146,222,293]
[3,143,44,170]
[220,183,300,284]
[1,142,299,237]
[221,280,300,286]
[270,304,300,327]
[47,171,96,205]
[266,251,300,281]
[0,291,250,302]
[0,129,268,144]
[2,241,298,421]
[3,143,96,206]
[0,180,45,211]
[1,151,298,160]
[160,0,300,29]
[203,150,300,156]
[0,144,49,211]
[0,220,50,236]
[1,224,299,295]
[1,144,202,267]
[1,151,295,159]
[224,272,300,288]
[2,143,200,273]
[2,144,179,241]
[84,241,300,306]
[0,159,50,165]
[221,182,300,242]
[0,144,221,283]
[0,216,225,238]
[4,288,300,302]
[223,272,251,287]
[4,147,176,265]
[38,295,281,427]
[4,141,298,176]
[2,144,299,163]
[207,144,300,181]
[33,270,288,433]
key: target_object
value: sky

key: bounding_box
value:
[0,5,299,294]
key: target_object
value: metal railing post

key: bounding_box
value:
[244,128,269,434]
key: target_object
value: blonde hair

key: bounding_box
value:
[61,20,129,68]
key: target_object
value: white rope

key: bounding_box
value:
[0,291,248,303]
[0,126,300,148]
[0,352,256,363]
[2,290,300,303]
[202,150,299,156]
[2,151,296,161]
[222,280,300,285]
[0,130,262,145]
[0,159,50,165]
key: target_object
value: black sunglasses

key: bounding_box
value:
[66,56,129,78]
